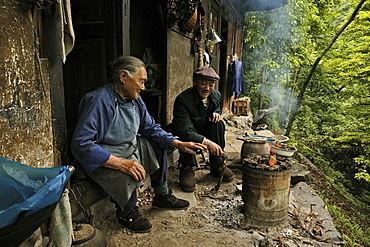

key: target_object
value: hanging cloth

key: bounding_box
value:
[228,60,244,97]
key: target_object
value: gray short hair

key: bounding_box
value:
[111,56,145,83]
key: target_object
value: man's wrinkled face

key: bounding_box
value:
[121,66,147,100]
[194,78,216,100]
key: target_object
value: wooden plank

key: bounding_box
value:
[68,181,108,217]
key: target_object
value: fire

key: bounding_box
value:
[269,143,277,166]
[269,154,277,166]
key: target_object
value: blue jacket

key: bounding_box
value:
[71,83,176,173]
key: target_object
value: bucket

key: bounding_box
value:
[241,138,270,161]
[242,166,291,227]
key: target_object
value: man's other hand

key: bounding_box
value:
[171,140,206,154]
[209,112,222,123]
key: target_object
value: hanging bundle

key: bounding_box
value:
[168,0,200,32]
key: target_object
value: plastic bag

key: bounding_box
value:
[0,157,71,228]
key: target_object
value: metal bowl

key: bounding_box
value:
[271,144,297,157]
[271,135,289,143]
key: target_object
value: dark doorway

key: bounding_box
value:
[63,0,166,164]
[219,16,229,111]
[63,0,119,164]
[130,0,166,125]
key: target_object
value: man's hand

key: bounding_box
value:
[103,155,146,181]
[209,112,222,123]
[170,139,206,154]
[203,138,224,156]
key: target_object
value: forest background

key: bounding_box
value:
[241,0,370,246]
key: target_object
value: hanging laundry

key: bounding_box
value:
[228,59,244,97]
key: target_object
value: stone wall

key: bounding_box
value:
[165,29,195,124]
[0,1,55,167]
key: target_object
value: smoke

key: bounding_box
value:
[245,3,299,129]
[264,81,298,127]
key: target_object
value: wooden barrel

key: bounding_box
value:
[242,166,291,227]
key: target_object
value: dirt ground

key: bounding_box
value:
[92,122,343,247]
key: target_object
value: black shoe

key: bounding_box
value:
[179,167,196,192]
[152,189,190,210]
[117,206,152,233]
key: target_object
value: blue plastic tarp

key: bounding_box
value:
[0,157,71,228]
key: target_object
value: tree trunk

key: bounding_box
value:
[258,66,268,109]
[285,67,300,129]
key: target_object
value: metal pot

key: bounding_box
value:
[240,137,270,161]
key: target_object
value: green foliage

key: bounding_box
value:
[242,0,370,244]
[243,0,370,198]
[354,155,370,182]
[326,202,370,246]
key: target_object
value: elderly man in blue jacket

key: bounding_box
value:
[71,56,206,233]
[171,66,234,192]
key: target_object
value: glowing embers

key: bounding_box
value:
[242,153,291,171]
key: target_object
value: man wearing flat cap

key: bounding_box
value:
[170,66,234,192]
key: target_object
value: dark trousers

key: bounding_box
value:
[147,138,169,188]
[179,120,225,169]
[121,139,168,214]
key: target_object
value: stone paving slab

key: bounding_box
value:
[289,182,344,245]
[150,187,197,218]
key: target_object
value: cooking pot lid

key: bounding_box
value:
[237,136,268,143]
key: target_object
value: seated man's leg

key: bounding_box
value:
[206,120,226,149]
[178,151,198,192]
[205,121,234,182]
[138,137,189,209]
[207,120,226,166]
